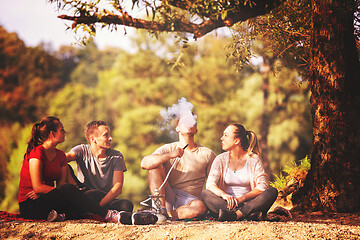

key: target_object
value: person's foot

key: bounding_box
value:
[47,210,66,222]
[218,209,237,221]
[270,206,293,218]
[142,207,168,223]
[105,210,132,224]
[159,207,169,219]
[132,212,158,225]
[247,212,264,221]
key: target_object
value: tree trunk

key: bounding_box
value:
[292,0,360,212]
[260,56,272,180]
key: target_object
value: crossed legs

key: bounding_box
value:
[200,187,278,220]
[147,166,207,219]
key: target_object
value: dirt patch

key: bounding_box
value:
[1,212,359,240]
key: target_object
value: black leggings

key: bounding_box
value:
[201,187,278,218]
[19,184,108,220]
[68,164,133,212]
[84,189,133,212]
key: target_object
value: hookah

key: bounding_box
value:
[140,144,189,221]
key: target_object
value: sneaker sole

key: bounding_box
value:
[119,211,132,225]
[131,213,154,225]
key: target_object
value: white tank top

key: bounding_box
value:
[224,162,251,198]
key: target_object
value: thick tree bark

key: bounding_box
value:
[292,0,360,212]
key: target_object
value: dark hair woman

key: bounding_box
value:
[200,124,278,221]
[18,116,132,223]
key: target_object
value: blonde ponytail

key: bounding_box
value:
[230,124,262,157]
[247,131,261,156]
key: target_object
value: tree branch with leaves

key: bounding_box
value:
[51,0,284,40]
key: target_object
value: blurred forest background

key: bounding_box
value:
[0,24,312,212]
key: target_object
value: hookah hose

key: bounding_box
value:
[158,144,188,191]
[140,144,189,208]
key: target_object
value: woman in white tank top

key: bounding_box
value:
[201,124,278,221]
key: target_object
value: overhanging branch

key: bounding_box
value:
[59,12,227,39]
[58,0,285,39]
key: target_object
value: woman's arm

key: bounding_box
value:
[208,184,239,210]
[206,154,223,189]
[29,158,55,194]
[251,154,269,191]
[208,184,227,198]
[236,189,263,204]
[57,165,68,186]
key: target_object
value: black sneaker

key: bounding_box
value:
[105,210,132,224]
[218,209,237,221]
[119,211,132,225]
[47,210,66,222]
[132,212,158,225]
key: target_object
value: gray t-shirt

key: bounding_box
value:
[71,144,127,193]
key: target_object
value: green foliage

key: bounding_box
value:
[112,105,165,178]
[270,155,310,190]
[48,82,110,151]
[0,123,21,201]
[0,26,68,123]
[230,0,312,73]
[122,170,150,210]
[0,125,32,212]
[270,172,287,190]
[69,38,122,86]
[297,155,311,171]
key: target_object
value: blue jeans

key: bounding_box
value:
[200,187,278,218]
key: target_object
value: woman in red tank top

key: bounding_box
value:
[18,116,133,223]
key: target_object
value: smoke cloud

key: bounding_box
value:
[160,97,197,129]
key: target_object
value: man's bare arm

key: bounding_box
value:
[99,170,124,207]
[66,151,76,162]
[141,148,184,170]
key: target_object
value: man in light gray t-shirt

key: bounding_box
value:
[66,121,133,212]
[71,144,126,193]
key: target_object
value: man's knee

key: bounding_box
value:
[188,199,207,216]
[119,199,134,212]
[109,199,134,212]
[82,189,107,203]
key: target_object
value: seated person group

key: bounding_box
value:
[18,116,278,225]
